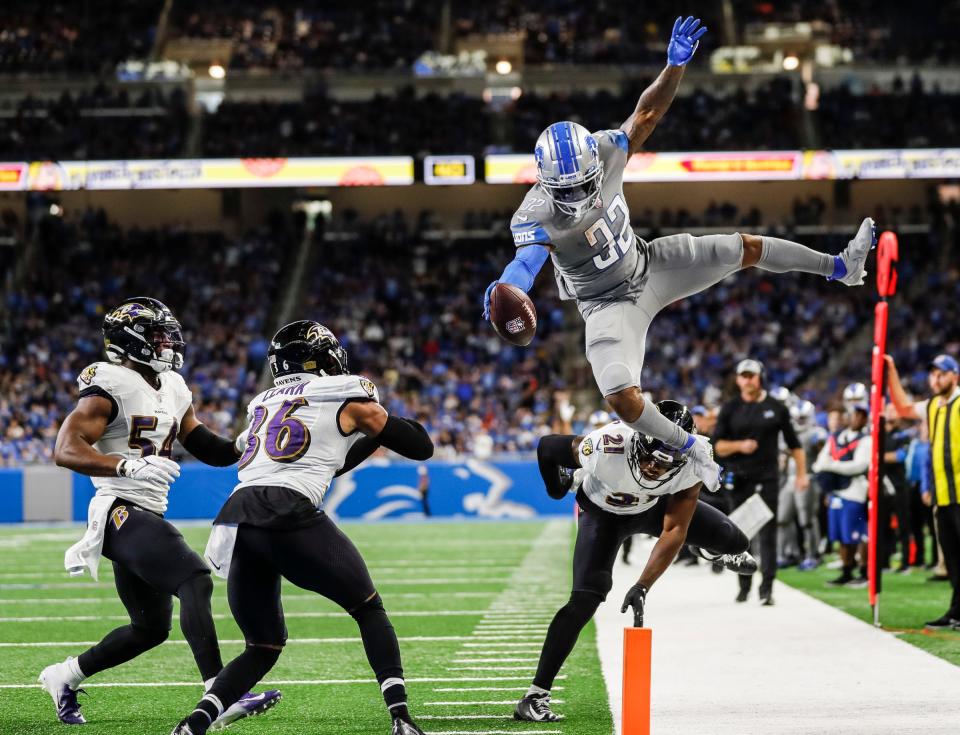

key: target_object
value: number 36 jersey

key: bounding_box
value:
[577,421,699,516]
[235,372,380,507]
[75,362,193,512]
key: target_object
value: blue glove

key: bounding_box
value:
[667,15,708,66]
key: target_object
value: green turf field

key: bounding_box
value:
[0,519,612,735]
[779,559,960,666]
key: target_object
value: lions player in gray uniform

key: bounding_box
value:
[483,15,876,490]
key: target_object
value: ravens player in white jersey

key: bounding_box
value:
[39,297,279,726]
[171,321,434,735]
[483,15,876,494]
[514,401,756,722]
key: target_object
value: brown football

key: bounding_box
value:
[490,283,537,346]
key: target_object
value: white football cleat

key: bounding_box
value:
[210,690,282,730]
[832,217,876,286]
[38,659,85,725]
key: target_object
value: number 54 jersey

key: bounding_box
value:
[235,372,379,507]
[577,421,699,516]
[75,362,193,513]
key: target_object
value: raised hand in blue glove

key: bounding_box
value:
[667,15,708,67]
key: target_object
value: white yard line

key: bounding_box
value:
[0,609,504,623]
[424,699,564,706]
[0,591,502,605]
[0,675,554,689]
[431,686,563,692]
[0,635,506,648]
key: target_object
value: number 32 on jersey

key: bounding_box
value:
[585,193,633,270]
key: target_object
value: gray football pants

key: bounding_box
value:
[584,233,744,396]
[777,481,821,561]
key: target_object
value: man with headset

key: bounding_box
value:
[714,359,808,605]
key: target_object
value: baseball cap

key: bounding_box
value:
[736,358,763,375]
[929,354,959,374]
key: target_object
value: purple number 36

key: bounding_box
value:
[238,398,312,468]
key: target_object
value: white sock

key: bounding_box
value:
[527,684,550,697]
[64,657,86,689]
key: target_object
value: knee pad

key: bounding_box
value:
[178,572,214,600]
[564,591,603,623]
[246,642,284,667]
[349,593,386,621]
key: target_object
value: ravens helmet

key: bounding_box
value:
[102,297,184,373]
[269,320,348,378]
[534,121,604,219]
[628,400,694,489]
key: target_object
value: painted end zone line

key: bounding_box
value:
[0,675,566,689]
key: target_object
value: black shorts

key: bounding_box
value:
[222,486,377,645]
[101,498,210,630]
[572,489,748,600]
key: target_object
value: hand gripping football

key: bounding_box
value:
[489,283,537,346]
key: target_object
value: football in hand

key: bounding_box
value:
[489,283,537,346]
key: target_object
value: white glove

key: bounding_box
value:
[685,434,721,493]
[559,402,576,422]
[117,456,181,487]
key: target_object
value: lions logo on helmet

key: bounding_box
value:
[534,121,604,219]
[842,382,869,414]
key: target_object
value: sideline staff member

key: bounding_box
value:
[715,359,808,605]
[886,353,960,629]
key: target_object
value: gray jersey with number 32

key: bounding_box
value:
[510,129,648,316]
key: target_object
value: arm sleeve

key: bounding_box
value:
[335,436,381,477]
[374,416,434,461]
[713,404,732,440]
[499,244,550,292]
[182,424,240,466]
[537,434,579,500]
[781,406,801,450]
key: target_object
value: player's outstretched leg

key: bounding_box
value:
[685,500,757,575]
[750,217,876,286]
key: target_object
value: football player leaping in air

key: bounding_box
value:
[172,321,434,735]
[515,402,757,722]
[40,297,280,727]
[484,15,876,492]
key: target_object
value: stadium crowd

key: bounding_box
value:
[0,201,946,465]
[4,77,957,160]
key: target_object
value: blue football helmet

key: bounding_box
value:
[534,121,604,219]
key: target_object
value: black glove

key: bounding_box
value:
[620,583,648,628]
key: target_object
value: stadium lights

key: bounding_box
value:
[208,63,226,79]
[782,55,800,71]
[495,59,512,75]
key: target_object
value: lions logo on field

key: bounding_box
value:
[359,377,376,398]
[106,302,155,324]
[110,506,129,530]
[79,365,98,385]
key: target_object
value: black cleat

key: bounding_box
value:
[924,614,960,631]
[827,570,855,586]
[514,692,563,722]
[720,551,758,575]
[735,588,749,603]
[171,721,197,735]
[760,593,775,607]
